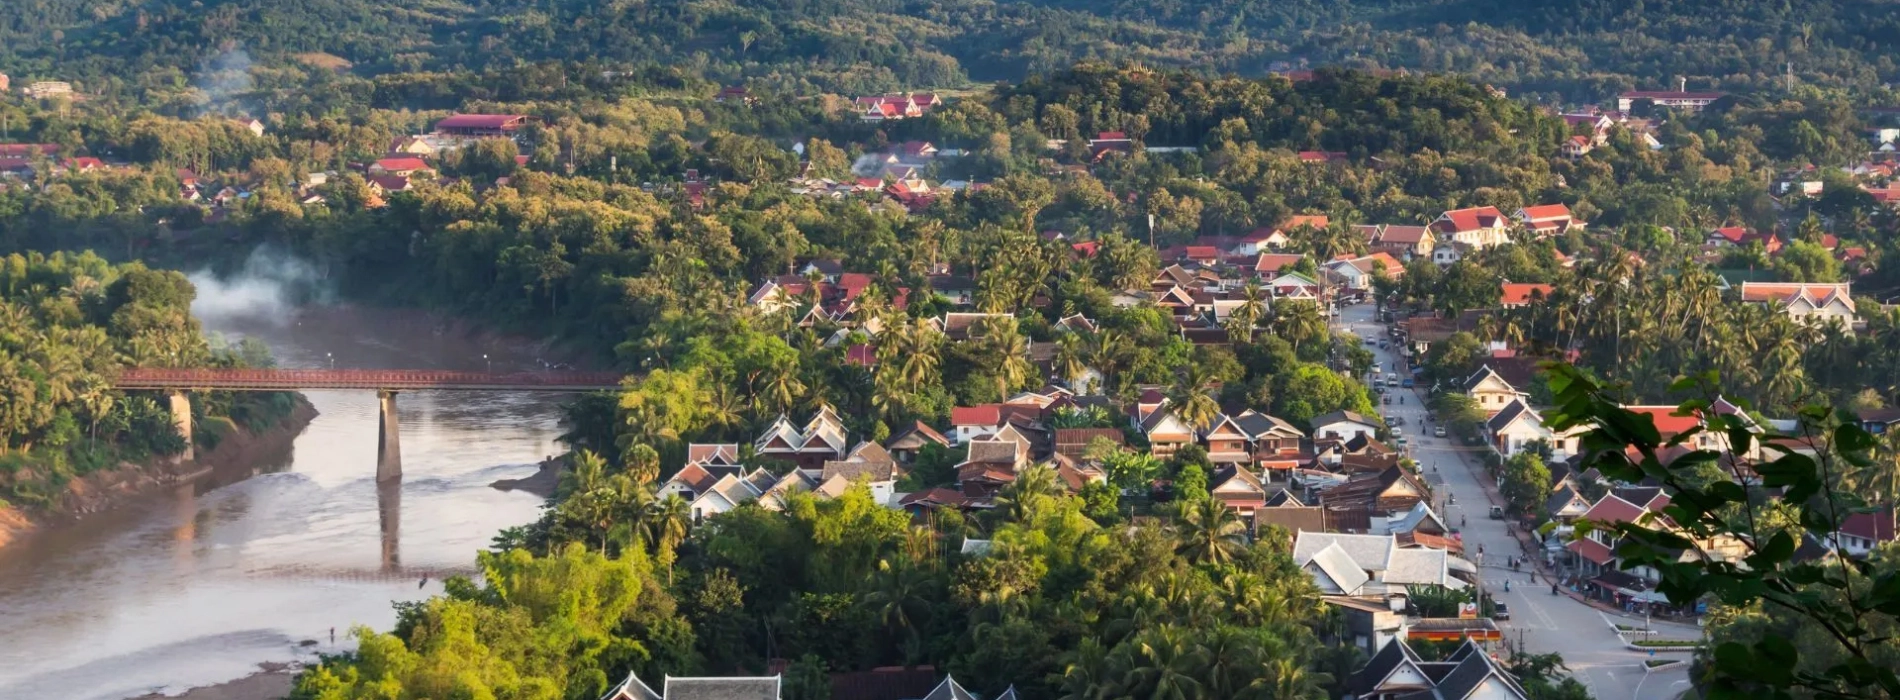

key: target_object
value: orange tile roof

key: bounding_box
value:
[1500,283,1554,306]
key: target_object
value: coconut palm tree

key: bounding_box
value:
[1168,365,1222,432]
[995,464,1064,522]
[981,318,1034,401]
[1056,637,1120,700]
[864,559,932,661]
[1054,332,1091,392]
[1176,498,1247,566]
[1118,626,1206,700]
[1275,301,1326,354]
[643,494,692,583]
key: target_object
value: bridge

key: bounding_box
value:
[113,368,626,481]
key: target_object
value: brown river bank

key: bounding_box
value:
[0,398,320,551]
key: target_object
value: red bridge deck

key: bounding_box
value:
[112,368,627,392]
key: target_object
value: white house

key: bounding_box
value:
[1738,282,1856,332]
[1312,410,1381,442]
[1463,365,1528,414]
[1484,400,1579,460]
[1429,207,1511,250]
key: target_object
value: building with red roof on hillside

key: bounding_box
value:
[1499,283,1554,308]
[433,114,530,137]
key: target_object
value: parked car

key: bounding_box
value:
[1389,416,1405,427]
[1401,378,1415,388]
[1489,505,1505,520]
[1391,427,1404,439]
[1493,602,1511,620]
[1434,426,1447,438]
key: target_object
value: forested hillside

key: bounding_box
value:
[7,0,1900,104]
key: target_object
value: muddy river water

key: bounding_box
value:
[0,306,572,700]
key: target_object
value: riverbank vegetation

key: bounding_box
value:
[0,250,296,510]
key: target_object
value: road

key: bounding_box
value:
[1336,302,1695,700]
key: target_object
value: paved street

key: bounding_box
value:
[1336,303,1695,700]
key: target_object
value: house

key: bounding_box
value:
[855,93,939,122]
[1312,411,1380,442]
[1617,90,1726,112]
[927,275,976,306]
[1264,270,1323,299]
[1347,639,1529,700]
[1370,225,1434,260]
[366,175,411,194]
[1514,204,1578,235]
[1499,282,1554,309]
[1463,365,1530,413]
[388,136,439,156]
[949,405,1005,445]
[689,472,766,520]
[1293,531,1468,598]
[1838,506,1896,558]
[371,156,432,177]
[1231,409,1306,458]
[1319,466,1433,533]
[604,673,781,700]
[434,114,531,137]
[1566,488,1749,589]
[940,312,1013,341]
[685,444,742,470]
[1210,466,1271,514]
[1054,427,1123,459]
[229,117,266,137]
[1858,407,1900,435]
[1484,400,1580,460]
[955,435,1029,498]
[1298,150,1349,164]
[1430,240,1471,266]
[1137,405,1196,458]
[1430,207,1511,249]
[0,143,59,159]
[714,86,755,105]
[1328,253,1405,290]
[1087,131,1135,159]
[1252,253,1306,276]
[23,81,73,99]
[1561,135,1594,158]
[1545,484,1592,527]
[885,421,950,464]
[1738,282,1856,330]
[753,408,849,469]
[1239,215,1329,254]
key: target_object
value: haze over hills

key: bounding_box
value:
[5,0,1900,102]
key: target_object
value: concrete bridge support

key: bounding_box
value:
[377,478,401,573]
[376,390,401,482]
[167,389,194,462]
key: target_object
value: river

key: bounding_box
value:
[0,306,571,700]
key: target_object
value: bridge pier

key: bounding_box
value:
[167,389,194,462]
[376,390,401,482]
[377,477,401,573]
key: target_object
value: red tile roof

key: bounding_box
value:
[1435,206,1506,233]
[375,156,430,172]
[1841,506,1896,543]
[435,114,528,130]
[1518,204,1571,221]
[1580,493,1648,526]
[1500,283,1554,306]
[950,405,1003,426]
[1184,246,1220,260]
[1711,226,1749,244]
[1255,253,1305,273]
[1566,537,1614,565]
[1622,405,1703,438]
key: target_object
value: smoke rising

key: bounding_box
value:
[194,47,255,117]
[188,248,327,326]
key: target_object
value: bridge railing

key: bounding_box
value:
[111,368,628,391]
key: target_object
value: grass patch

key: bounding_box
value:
[1631,639,1701,647]
[1646,659,1680,668]
[1616,624,1650,631]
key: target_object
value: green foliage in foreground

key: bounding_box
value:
[1544,364,1900,698]
[293,471,1350,699]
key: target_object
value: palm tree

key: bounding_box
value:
[1176,499,1247,566]
[1255,656,1332,700]
[1118,626,1205,700]
[643,494,692,583]
[864,560,931,661]
[1054,333,1090,392]
[1851,431,1900,507]
[1087,330,1131,394]
[1168,365,1222,432]
[981,318,1034,400]
[1056,637,1120,700]
[1229,282,1268,344]
[1275,301,1326,354]
[995,464,1064,522]
[753,355,807,414]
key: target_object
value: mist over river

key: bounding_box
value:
[0,306,572,700]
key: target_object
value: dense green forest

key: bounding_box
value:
[0,251,297,509]
[7,0,1900,103]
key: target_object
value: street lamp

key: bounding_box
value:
[327,351,334,369]
[484,353,491,372]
